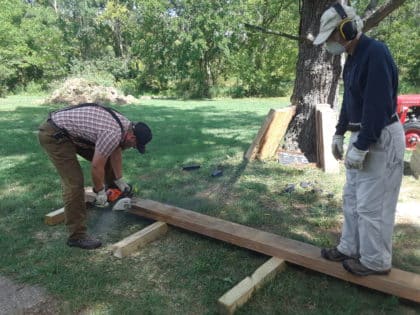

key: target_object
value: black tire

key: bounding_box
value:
[403,120,420,149]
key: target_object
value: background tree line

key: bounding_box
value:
[0,0,418,99]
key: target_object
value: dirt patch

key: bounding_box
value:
[0,276,61,315]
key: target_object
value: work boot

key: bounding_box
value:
[66,235,102,250]
[343,259,391,276]
[321,247,352,262]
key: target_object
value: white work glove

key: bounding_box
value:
[114,178,131,194]
[345,145,368,170]
[331,135,344,160]
[94,188,109,208]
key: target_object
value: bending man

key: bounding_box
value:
[39,103,152,249]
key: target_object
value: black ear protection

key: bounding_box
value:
[332,3,358,41]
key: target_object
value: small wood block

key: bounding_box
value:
[218,257,286,314]
[44,190,97,225]
[112,221,168,258]
[44,207,65,225]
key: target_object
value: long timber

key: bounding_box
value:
[126,197,420,303]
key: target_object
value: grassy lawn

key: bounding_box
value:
[0,95,419,314]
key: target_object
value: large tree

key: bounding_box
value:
[283,0,407,161]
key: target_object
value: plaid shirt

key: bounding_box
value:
[52,106,131,158]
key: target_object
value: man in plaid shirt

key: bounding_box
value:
[38,103,152,249]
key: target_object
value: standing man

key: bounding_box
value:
[38,103,152,249]
[313,3,405,276]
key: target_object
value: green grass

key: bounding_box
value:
[0,96,419,314]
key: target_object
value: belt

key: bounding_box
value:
[346,114,398,132]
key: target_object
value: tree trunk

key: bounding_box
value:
[283,0,346,162]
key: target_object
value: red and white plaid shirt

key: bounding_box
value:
[52,106,131,158]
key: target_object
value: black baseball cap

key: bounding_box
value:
[133,122,152,154]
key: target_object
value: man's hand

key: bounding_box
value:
[114,178,132,194]
[331,135,344,160]
[94,188,109,208]
[345,145,368,170]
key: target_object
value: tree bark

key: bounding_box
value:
[283,0,343,162]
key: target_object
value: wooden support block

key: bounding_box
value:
[44,207,65,225]
[410,144,420,179]
[44,189,97,225]
[218,257,286,314]
[316,104,339,173]
[245,106,296,161]
[112,221,168,258]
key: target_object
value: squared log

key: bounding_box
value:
[218,257,286,314]
[112,221,168,258]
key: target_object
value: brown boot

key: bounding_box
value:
[67,235,102,250]
[321,247,352,262]
[343,259,391,276]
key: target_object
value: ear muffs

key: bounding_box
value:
[333,3,358,41]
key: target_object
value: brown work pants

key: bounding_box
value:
[38,121,116,239]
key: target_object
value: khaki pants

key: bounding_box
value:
[38,121,116,239]
[337,122,405,271]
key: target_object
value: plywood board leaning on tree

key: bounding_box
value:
[245,106,296,161]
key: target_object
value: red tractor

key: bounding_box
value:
[397,94,420,150]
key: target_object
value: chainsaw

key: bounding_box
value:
[106,186,133,211]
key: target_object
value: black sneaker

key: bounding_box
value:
[321,247,352,262]
[66,236,102,250]
[343,259,391,276]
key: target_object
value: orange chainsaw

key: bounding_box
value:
[106,185,133,211]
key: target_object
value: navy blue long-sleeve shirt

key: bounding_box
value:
[336,34,398,150]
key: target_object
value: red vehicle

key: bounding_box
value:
[396,94,420,150]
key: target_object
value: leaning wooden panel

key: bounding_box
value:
[244,109,277,160]
[316,104,339,173]
[218,257,286,314]
[128,198,420,303]
[112,221,168,258]
[257,106,296,160]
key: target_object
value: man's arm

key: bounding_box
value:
[91,150,107,192]
[109,147,123,180]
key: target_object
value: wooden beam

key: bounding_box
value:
[218,257,286,314]
[127,198,420,303]
[44,192,96,225]
[112,221,168,258]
